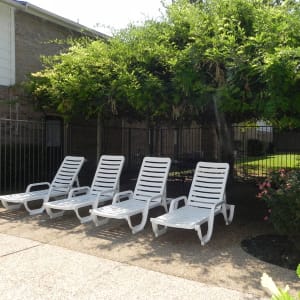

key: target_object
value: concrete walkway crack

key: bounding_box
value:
[0,244,41,258]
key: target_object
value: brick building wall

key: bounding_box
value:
[0,7,91,120]
[14,10,81,84]
[0,86,15,119]
[0,86,9,100]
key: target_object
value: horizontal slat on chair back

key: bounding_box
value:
[187,162,229,209]
[134,157,171,202]
[51,156,85,193]
[91,155,125,195]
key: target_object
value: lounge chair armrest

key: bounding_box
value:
[149,194,163,203]
[211,200,225,210]
[143,194,163,211]
[50,184,71,193]
[68,186,91,199]
[146,194,167,208]
[169,196,188,212]
[26,182,51,192]
[90,189,117,209]
[97,188,116,196]
[94,188,116,202]
[112,190,133,204]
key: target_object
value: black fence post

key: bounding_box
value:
[128,128,132,169]
[149,127,154,155]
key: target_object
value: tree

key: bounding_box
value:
[26,38,123,121]
[25,0,300,159]
[168,0,300,124]
[164,0,300,164]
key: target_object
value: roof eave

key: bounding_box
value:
[0,0,109,39]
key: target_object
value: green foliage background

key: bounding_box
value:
[25,0,300,126]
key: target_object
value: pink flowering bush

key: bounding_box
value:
[258,169,300,244]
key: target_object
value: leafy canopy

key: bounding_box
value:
[25,0,300,126]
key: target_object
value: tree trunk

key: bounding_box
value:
[213,95,235,179]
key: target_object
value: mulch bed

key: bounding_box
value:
[241,234,300,270]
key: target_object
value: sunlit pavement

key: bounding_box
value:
[0,233,262,299]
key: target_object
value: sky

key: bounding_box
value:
[26,0,172,35]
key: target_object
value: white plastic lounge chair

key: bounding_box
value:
[151,162,234,245]
[0,156,85,215]
[90,156,171,234]
[44,155,125,223]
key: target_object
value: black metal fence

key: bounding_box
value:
[1,118,300,194]
[233,125,300,178]
[0,118,63,194]
[102,126,216,173]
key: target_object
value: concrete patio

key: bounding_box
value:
[0,198,299,299]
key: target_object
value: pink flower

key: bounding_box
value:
[259,181,271,190]
[257,190,268,198]
[264,216,269,221]
[279,169,286,178]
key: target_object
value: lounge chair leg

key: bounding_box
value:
[195,224,207,246]
[195,213,215,246]
[227,204,235,224]
[75,208,92,224]
[162,202,168,213]
[127,210,149,234]
[221,204,228,224]
[91,213,109,227]
[45,206,64,219]
[1,200,22,211]
[151,222,167,237]
[222,204,235,225]
[24,200,45,215]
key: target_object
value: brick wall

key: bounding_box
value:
[0,85,18,118]
[0,86,9,100]
[0,11,82,120]
[15,11,81,83]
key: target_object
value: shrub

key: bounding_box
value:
[258,169,300,244]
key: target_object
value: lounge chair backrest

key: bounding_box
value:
[90,155,125,197]
[133,157,171,202]
[51,156,85,193]
[187,162,229,209]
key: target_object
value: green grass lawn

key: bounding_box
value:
[235,153,300,177]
